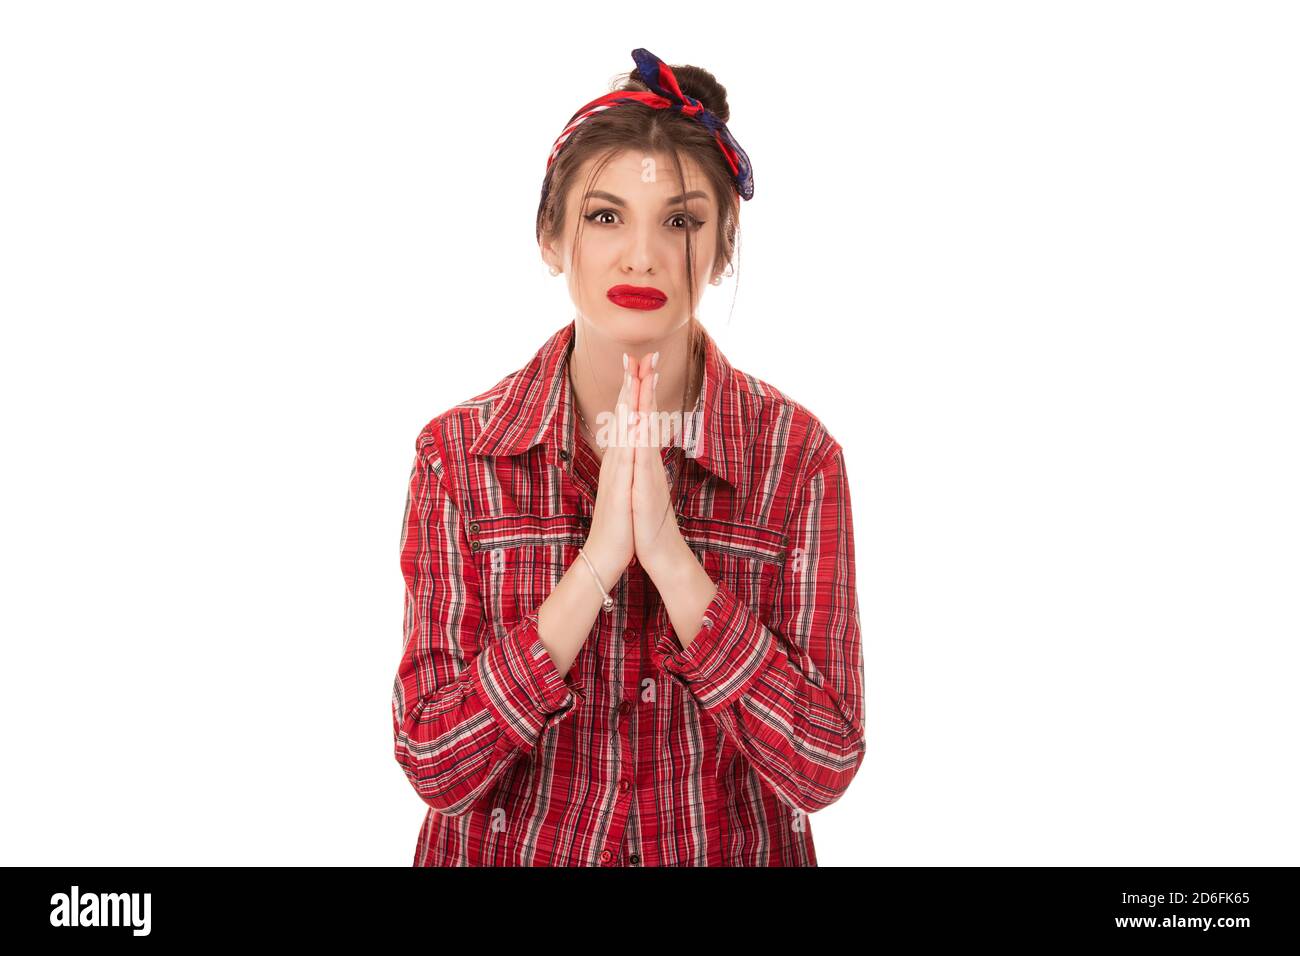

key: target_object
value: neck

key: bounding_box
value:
[568,319,701,451]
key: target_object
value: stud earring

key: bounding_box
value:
[549,266,560,276]
[710,274,722,285]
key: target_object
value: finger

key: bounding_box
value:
[637,351,656,447]
[649,349,659,409]
[619,354,638,466]
[619,351,632,410]
[618,353,635,427]
[622,351,637,389]
[648,351,660,446]
[634,352,651,449]
[622,353,638,447]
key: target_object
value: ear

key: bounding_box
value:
[539,239,560,274]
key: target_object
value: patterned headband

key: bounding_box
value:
[543,47,754,202]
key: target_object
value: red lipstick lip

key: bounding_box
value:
[608,284,666,300]
[607,284,668,310]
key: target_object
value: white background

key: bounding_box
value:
[2,1,1296,866]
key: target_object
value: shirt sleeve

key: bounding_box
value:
[392,424,587,816]
[650,444,866,814]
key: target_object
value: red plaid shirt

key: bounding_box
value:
[393,320,865,866]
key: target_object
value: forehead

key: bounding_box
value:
[572,150,715,205]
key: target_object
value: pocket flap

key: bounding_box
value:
[466,513,585,551]
[678,515,787,565]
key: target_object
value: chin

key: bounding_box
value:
[589,306,680,343]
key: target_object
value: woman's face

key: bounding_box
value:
[542,149,723,344]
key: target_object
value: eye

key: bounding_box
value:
[583,208,620,225]
[668,212,707,231]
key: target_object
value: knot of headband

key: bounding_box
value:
[544,47,754,202]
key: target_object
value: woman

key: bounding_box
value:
[392,48,865,866]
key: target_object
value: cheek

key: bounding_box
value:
[690,231,719,270]
[571,231,621,268]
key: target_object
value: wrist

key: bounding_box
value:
[644,534,696,589]
[578,541,626,595]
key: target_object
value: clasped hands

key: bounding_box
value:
[582,350,719,647]
[623,350,688,581]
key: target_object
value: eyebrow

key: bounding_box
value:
[583,190,711,207]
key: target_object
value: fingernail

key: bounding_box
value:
[652,351,659,369]
[653,372,659,389]
[623,352,628,370]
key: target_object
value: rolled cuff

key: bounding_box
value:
[651,581,779,712]
[475,613,587,750]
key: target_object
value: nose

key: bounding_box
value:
[620,220,659,275]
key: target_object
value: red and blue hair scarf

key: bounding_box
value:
[543,47,754,203]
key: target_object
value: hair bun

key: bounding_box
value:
[670,65,731,122]
[621,62,731,122]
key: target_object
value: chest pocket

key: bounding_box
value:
[466,513,587,639]
[677,515,787,623]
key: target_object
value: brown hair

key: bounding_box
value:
[536,58,743,431]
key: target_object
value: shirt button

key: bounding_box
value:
[702,617,713,628]
[470,540,481,552]
[618,779,631,793]
[599,849,613,864]
[629,853,640,865]
[618,700,631,716]
[468,521,480,533]
[558,449,571,462]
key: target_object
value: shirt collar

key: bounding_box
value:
[466,319,753,494]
